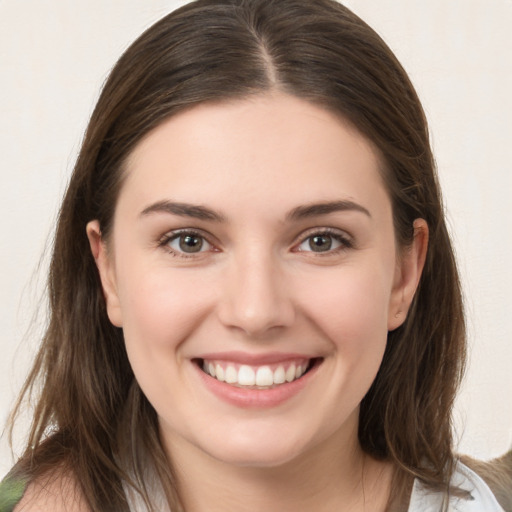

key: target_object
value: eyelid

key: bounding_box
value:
[157,226,353,257]
[158,228,219,257]
[291,227,354,253]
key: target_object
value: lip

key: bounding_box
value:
[196,351,314,366]
[193,356,322,408]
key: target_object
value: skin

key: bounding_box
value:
[13,475,90,512]
[86,93,428,512]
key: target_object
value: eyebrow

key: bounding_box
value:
[140,200,225,222]
[286,200,371,221]
[139,199,371,223]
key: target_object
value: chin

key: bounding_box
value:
[196,426,315,469]
[211,446,303,469]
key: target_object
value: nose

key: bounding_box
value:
[216,252,295,337]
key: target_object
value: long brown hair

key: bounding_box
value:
[6,0,465,510]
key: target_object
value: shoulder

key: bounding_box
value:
[460,451,512,512]
[9,473,90,512]
[0,475,26,512]
[409,461,506,512]
[450,462,506,511]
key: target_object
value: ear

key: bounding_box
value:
[86,220,123,327]
[387,218,429,331]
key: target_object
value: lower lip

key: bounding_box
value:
[194,360,321,408]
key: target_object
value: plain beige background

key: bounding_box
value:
[1,0,511,479]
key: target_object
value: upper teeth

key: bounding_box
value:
[202,360,308,388]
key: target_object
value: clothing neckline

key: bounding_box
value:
[407,462,505,512]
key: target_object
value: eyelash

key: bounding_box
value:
[158,229,216,259]
[293,227,354,255]
[157,227,354,258]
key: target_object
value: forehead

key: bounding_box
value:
[120,93,389,220]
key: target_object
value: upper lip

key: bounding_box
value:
[195,351,318,365]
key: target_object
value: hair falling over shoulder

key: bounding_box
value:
[5,1,466,510]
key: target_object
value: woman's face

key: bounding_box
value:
[88,93,425,468]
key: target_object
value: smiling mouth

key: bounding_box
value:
[195,358,321,389]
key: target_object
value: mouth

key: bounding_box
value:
[194,357,322,390]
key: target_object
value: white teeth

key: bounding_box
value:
[215,364,225,382]
[255,366,273,386]
[238,365,256,386]
[225,365,238,383]
[273,366,286,384]
[285,364,296,383]
[202,360,311,387]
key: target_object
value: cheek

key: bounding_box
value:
[297,265,392,358]
[116,264,210,355]
[277,267,393,442]
[301,268,392,416]
[114,265,214,410]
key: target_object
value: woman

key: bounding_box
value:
[0,0,506,510]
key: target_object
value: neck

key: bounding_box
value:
[163,421,393,512]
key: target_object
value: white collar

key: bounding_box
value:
[408,461,505,512]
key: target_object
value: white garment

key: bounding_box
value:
[408,462,505,512]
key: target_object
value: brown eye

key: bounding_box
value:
[309,235,333,252]
[295,229,352,254]
[179,234,203,253]
[165,231,212,255]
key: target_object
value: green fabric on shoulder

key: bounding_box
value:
[0,476,27,512]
